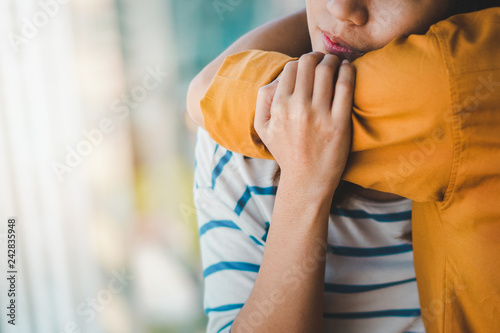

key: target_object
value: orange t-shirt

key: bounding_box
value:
[200,8,500,333]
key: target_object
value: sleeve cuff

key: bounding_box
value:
[200,50,296,159]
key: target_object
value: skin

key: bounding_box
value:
[188,1,456,331]
[308,0,453,56]
[233,55,354,332]
[303,0,453,201]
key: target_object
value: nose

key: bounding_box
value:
[327,0,368,26]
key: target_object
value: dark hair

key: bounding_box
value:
[451,0,499,15]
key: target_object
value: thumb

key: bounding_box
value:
[254,78,280,135]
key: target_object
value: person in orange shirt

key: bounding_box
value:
[188,2,500,332]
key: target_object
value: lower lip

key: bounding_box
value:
[321,32,363,59]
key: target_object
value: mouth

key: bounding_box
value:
[321,31,364,60]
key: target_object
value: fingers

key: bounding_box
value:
[331,60,356,124]
[255,80,279,130]
[294,52,325,100]
[255,79,279,135]
[274,61,298,102]
[312,54,340,110]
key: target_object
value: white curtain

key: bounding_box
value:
[0,1,135,332]
[0,0,306,332]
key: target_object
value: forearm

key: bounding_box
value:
[231,176,334,332]
[186,8,310,127]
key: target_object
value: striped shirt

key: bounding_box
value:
[194,128,425,333]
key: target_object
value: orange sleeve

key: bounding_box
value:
[343,29,454,202]
[200,50,297,160]
[199,9,500,333]
[200,34,454,202]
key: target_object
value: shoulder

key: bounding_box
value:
[194,128,278,241]
[194,128,277,190]
[430,8,500,75]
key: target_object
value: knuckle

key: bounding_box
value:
[340,63,356,78]
[299,53,321,66]
[332,122,349,134]
[271,101,283,113]
[325,55,341,68]
[257,86,266,96]
[258,84,273,95]
[272,95,285,106]
[336,80,354,93]
[324,53,340,63]
[283,60,298,72]
[290,96,309,110]
[295,107,312,122]
[316,63,336,76]
[324,124,340,138]
[311,99,330,112]
[296,114,309,127]
[270,101,288,118]
[334,128,351,142]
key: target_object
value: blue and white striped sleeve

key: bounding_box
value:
[194,129,269,333]
[195,188,266,332]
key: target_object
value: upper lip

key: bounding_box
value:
[322,31,363,54]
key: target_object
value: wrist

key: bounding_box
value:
[272,174,335,232]
[278,171,339,203]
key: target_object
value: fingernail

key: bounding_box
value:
[342,59,350,65]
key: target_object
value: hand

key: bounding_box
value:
[254,52,355,193]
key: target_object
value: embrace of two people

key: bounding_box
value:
[187,1,500,332]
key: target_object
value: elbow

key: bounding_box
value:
[186,73,208,128]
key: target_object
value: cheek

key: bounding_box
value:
[368,0,452,42]
[367,2,410,43]
[366,3,437,48]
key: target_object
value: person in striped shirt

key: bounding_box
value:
[194,128,423,332]
[188,1,498,332]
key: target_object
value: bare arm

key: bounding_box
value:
[231,175,333,332]
[230,54,355,331]
[186,8,310,127]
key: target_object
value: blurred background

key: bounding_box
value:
[0,0,303,332]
